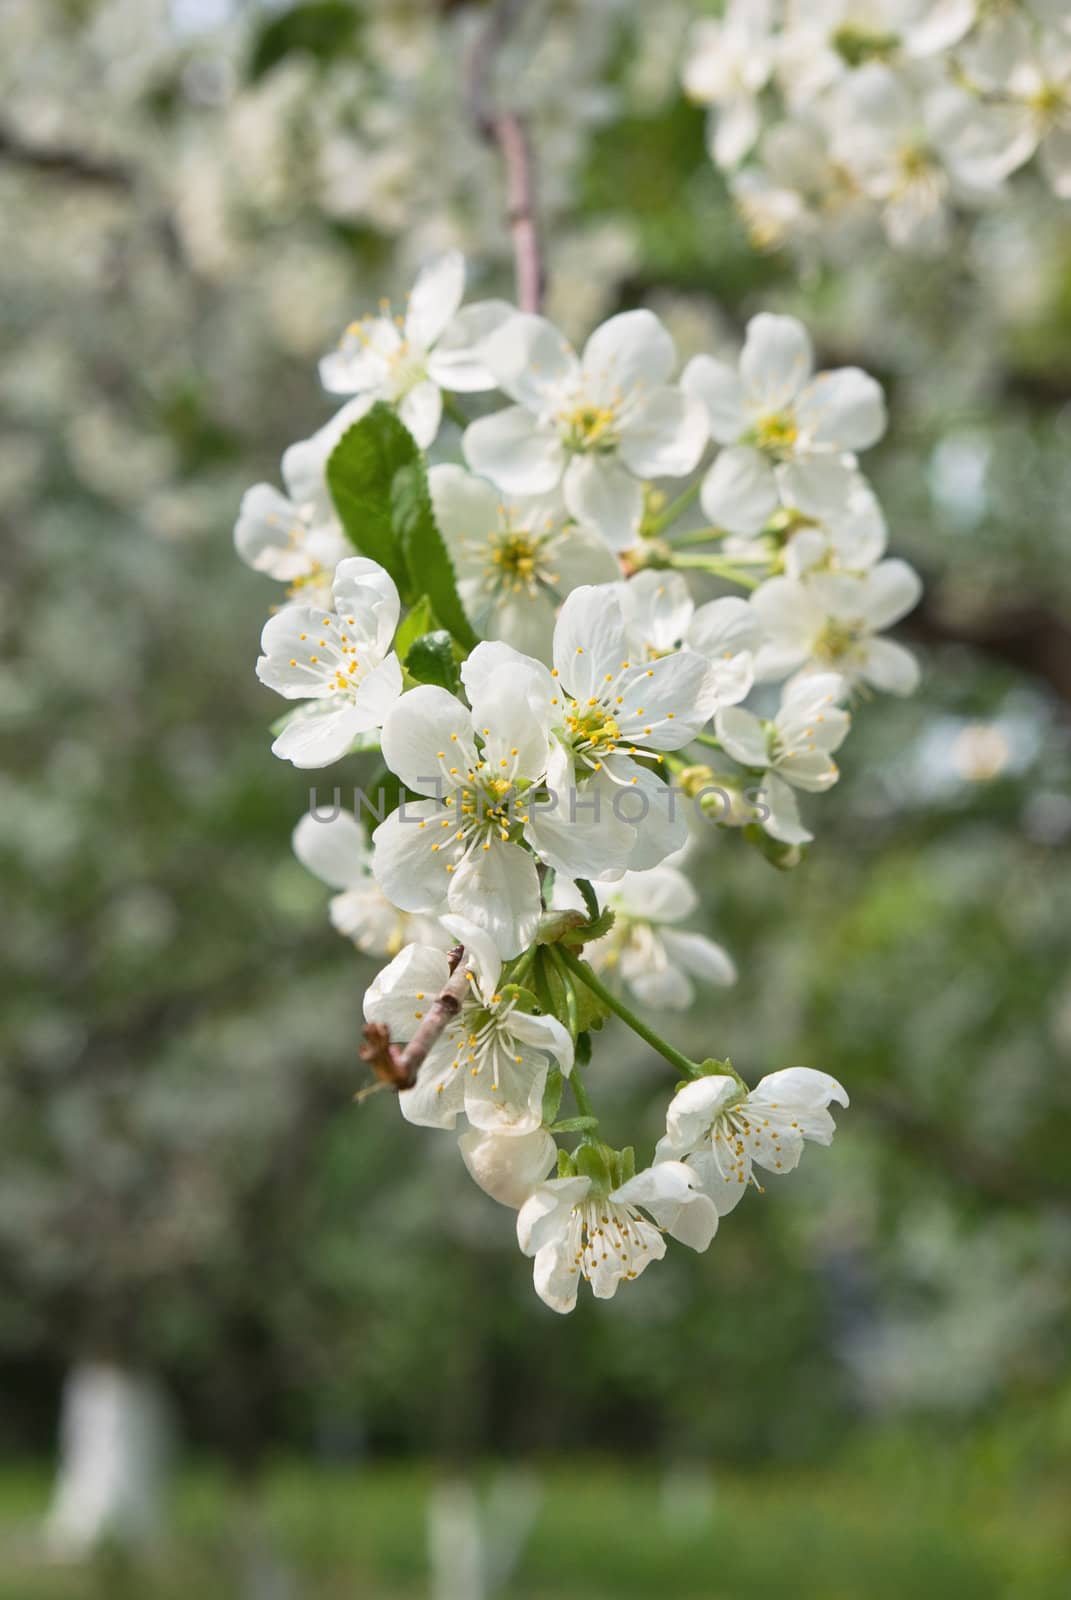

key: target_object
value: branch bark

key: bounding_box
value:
[0,122,133,189]
[359,945,470,1091]
[466,0,544,313]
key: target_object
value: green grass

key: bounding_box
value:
[0,1445,1067,1599]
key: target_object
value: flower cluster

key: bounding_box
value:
[236,253,918,1311]
[683,0,1071,258]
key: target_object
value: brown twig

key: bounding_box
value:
[466,0,545,313]
[358,945,471,1093]
[0,122,133,189]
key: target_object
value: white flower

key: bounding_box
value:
[235,395,369,607]
[363,917,573,1135]
[371,653,633,958]
[463,310,708,550]
[828,65,1008,254]
[459,1127,559,1209]
[292,809,449,957]
[683,313,886,536]
[319,251,511,447]
[578,864,737,1011]
[655,1068,849,1215]
[682,0,777,169]
[750,559,922,692]
[234,486,348,603]
[781,477,888,579]
[256,557,403,767]
[957,15,1071,199]
[778,0,977,109]
[429,464,618,664]
[715,673,851,846]
[458,584,713,870]
[617,568,760,715]
[517,1160,717,1313]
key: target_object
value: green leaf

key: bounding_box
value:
[392,459,479,651]
[395,597,439,659]
[561,907,616,947]
[326,404,415,598]
[531,950,608,1035]
[405,630,460,694]
[249,1,360,81]
[550,1116,599,1134]
[541,1067,564,1127]
[574,1031,592,1067]
[576,878,601,922]
[326,405,478,650]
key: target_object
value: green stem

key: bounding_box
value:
[507,946,537,989]
[569,1068,597,1123]
[547,945,580,1039]
[442,393,469,428]
[644,479,701,537]
[669,553,760,590]
[692,732,724,753]
[667,524,730,547]
[556,945,701,1080]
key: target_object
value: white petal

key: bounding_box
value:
[715,706,768,768]
[563,455,643,549]
[364,942,452,1033]
[859,638,920,696]
[657,1075,740,1159]
[860,559,923,630]
[688,595,760,661]
[618,388,708,479]
[580,309,676,395]
[619,570,694,653]
[712,95,760,169]
[448,840,542,958]
[616,762,690,870]
[614,647,711,749]
[740,313,813,411]
[429,463,502,571]
[777,456,857,520]
[613,1161,718,1252]
[271,703,374,768]
[761,772,812,845]
[404,250,466,349]
[381,686,477,797]
[552,586,630,694]
[1041,126,1071,200]
[532,1243,581,1313]
[517,1177,590,1256]
[292,809,367,890]
[524,771,637,881]
[630,967,695,1010]
[399,1041,469,1130]
[661,929,737,988]
[371,797,454,912]
[613,864,696,923]
[700,447,779,536]
[463,407,565,496]
[508,1009,575,1076]
[355,654,404,730]
[682,355,747,445]
[234,484,308,579]
[461,640,555,709]
[426,299,515,392]
[459,1128,557,1209]
[439,914,502,1002]
[332,556,401,652]
[398,380,442,449]
[480,313,579,409]
[796,369,886,452]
